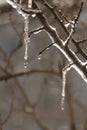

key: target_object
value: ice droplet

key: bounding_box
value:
[46,47,49,50]
[38,55,41,60]
[61,96,65,111]
[64,22,70,28]
[32,14,36,18]
[24,60,28,69]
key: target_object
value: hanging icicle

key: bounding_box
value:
[28,0,32,8]
[23,15,30,69]
[23,0,32,70]
[7,0,32,70]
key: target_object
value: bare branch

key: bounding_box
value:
[0,69,59,81]
[75,37,87,45]
[39,43,54,55]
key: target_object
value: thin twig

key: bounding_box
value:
[0,69,59,81]
[39,43,54,55]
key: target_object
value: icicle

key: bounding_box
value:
[61,63,73,110]
[23,15,30,69]
[23,0,32,70]
[32,14,36,18]
[61,69,66,110]
[28,0,32,8]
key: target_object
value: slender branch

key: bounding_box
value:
[0,69,59,81]
[75,37,87,45]
[39,43,54,55]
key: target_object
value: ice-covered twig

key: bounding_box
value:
[6,0,40,16]
[58,9,74,25]
[21,8,41,14]
[29,26,44,36]
[58,2,83,25]
[61,2,83,46]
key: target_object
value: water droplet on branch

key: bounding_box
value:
[61,96,65,111]
[32,14,36,18]
[38,54,41,60]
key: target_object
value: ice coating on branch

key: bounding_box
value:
[49,25,56,31]
[43,28,73,110]
[45,30,54,43]
[61,63,73,110]
[72,64,87,84]
[53,43,72,62]
[69,48,87,66]
[34,30,43,34]
[6,0,27,17]
[64,22,70,28]
[63,24,74,46]
[7,0,17,8]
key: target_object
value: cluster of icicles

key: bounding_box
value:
[6,0,64,110]
[6,0,87,111]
